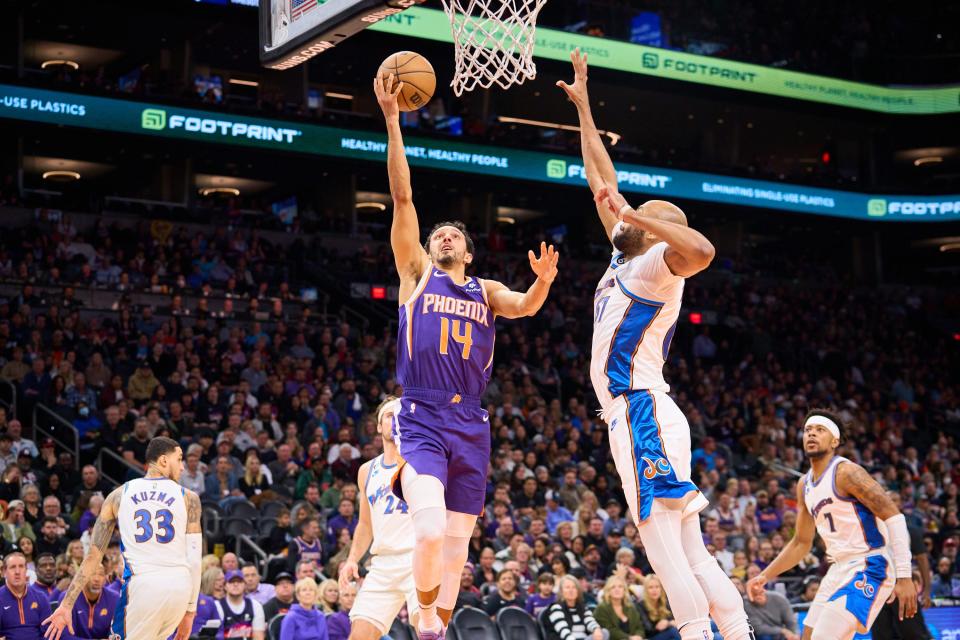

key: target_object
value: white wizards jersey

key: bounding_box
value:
[803,456,888,563]
[365,455,414,556]
[118,476,190,576]
[591,242,684,412]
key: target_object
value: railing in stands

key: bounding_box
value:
[0,377,15,417]
[238,534,269,578]
[32,403,79,470]
[96,447,145,489]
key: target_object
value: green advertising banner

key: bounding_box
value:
[368,8,960,115]
[1,84,958,221]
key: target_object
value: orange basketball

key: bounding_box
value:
[378,51,436,112]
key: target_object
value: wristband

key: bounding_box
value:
[618,203,634,218]
[884,514,913,578]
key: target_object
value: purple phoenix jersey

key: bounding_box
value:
[397,268,496,396]
[393,267,496,515]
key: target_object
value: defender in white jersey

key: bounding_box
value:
[748,411,917,640]
[559,48,754,640]
[43,437,203,640]
[338,397,419,639]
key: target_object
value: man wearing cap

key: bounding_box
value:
[61,557,118,640]
[215,569,266,640]
[599,528,624,568]
[263,573,296,621]
[0,551,51,639]
[545,490,574,536]
[127,361,159,402]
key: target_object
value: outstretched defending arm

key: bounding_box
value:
[484,242,559,319]
[374,73,429,283]
[836,462,917,620]
[596,184,715,277]
[557,48,618,241]
[339,462,374,590]
[173,490,204,640]
[43,487,122,640]
[747,480,815,601]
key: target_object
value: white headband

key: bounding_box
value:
[804,415,840,440]
[377,399,401,425]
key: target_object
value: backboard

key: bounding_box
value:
[260,0,425,70]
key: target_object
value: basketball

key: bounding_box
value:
[377,51,436,112]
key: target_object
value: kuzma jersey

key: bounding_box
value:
[117,477,190,576]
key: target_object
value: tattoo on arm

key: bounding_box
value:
[60,488,121,607]
[186,490,202,534]
[839,463,898,520]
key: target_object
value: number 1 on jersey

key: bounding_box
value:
[439,317,473,360]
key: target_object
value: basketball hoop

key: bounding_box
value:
[441,0,548,95]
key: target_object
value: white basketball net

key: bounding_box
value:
[441,0,548,95]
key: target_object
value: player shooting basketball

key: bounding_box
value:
[558,49,755,640]
[373,71,559,640]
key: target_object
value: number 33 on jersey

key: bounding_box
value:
[118,477,191,574]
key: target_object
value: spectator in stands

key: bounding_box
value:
[932,556,960,598]
[32,553,60,602]
[263,572,296,621]
[244,562,275,605]
[483,568,526,616]
[546,491,574,535]
[127,361,159,402]
[280,578,328,640]
[636,575,680,640]
[206,455,242,505]
[65,557,118,640]
[525,572,558,618]
[326,498,357,547]
[544,575,604,640]
[201,567,226,601]
[122,418,151,470]
[2,500,34,545]
[20,357,51,406]
[325,582,355,640]
[180,445,206,495]
[216,569,267,640]
[239,455,271,503]
[790,577,819,606]
[83,352,111,390]
[288,518,323,573]
[0,551,51,638]
[296,458,327,500]
[594,575,644,640]
[456,562,484,611]
[1,347,29,382]
[0,434,16,476]
[7,420,38,459]
[742,586,798,640]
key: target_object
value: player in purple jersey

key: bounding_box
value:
[375,73,560,640]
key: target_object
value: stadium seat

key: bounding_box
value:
[452,606,501,640]
[267,613,285,640]
[537,607,557,640]
[389,618,416,640]
[496,606,542,640]
[480,583,499,597]
[202,506,222,539]
[258,518,277,537]
[226,499,260,522]
[224,517,257,538]
[446,622,460,640]
[260,500,286,520]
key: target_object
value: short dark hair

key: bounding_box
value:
[41,516,59,528]
[145,437,181,464]
[36,552,56,563]
[424,220,475,255]
[804,408,845,443]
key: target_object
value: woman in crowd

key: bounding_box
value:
[475,547,497,586]
[636,575,680,640]
[594,575,644,640]
[326,582,356,640]
[201,567,226,600]
[21,484,42,527]
[318,578,340,614]
[280,577,328,640]
[239,454,271,501]
[543,575,605,640]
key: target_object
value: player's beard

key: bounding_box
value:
[805,444,829,460]
[434,247,462,269]
[612,226,645,254]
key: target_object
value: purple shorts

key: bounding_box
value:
[391,387,490,516]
